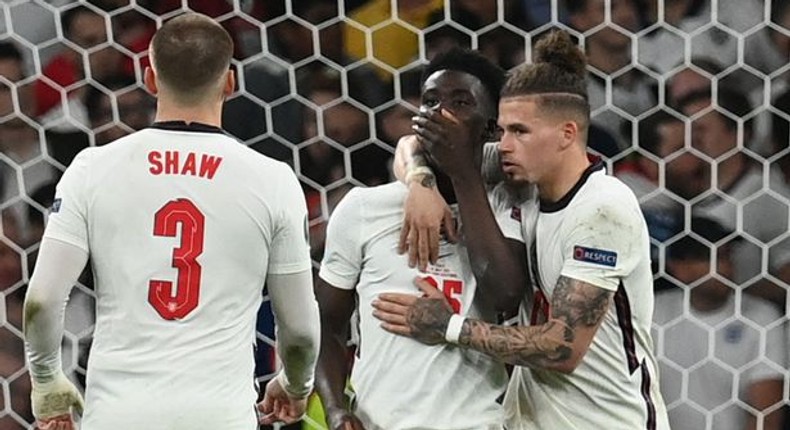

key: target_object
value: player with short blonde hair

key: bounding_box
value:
[23,13,319,430]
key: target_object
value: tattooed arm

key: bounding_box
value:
[374,276,613,374]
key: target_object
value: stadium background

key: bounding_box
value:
[0,0,789,429]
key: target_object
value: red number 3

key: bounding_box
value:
[148,199,205,320]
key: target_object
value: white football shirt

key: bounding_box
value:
[505,162,670,430]
[45,122,311,430]
[319,181,522,430]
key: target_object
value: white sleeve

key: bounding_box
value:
[268,165,312,275]
[481,141,503,185]
[44,149,92,252]
[266,269,320,398]
[487,183,525,243]
[24,238,89,383]
[318,188,364,290]
[560,200,644,291]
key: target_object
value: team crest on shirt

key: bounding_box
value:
[573,245,617,267]
[50,198,62,213]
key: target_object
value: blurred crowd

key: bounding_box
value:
[1,0,789,429]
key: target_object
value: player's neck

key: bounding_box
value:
[154,101,223,128]
[538,151,591,204]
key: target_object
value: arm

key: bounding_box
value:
[259,269,320,425]
[24,237,88,425]
[415,109,527,313]
[374,275,611,374]
[394,135,455,271]
[314,277,365,430]
[744,379,784,430]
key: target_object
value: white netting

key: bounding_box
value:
[0,0,788,429]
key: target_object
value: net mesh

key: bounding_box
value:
[0,0,788,429]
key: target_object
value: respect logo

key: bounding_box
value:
[573,245,618,267]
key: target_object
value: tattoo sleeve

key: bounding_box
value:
[458,276,613,371]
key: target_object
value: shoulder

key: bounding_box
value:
[335,182,405,213]
[740,295,782,324]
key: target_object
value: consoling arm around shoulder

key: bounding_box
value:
[266,270,321,398]
[459,276,612,374]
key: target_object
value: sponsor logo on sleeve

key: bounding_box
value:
[573,245,617,267]
[50,198,62,213]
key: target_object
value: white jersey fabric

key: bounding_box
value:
[505,162,670,430]
[45,122,311,430]
[653,289,787,430]
[319,181,522,430]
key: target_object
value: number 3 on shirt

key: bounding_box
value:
[422,276,463,313]
[148,199,205,320]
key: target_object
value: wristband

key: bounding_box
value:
[405,166,435,185]
[444,314,465,344]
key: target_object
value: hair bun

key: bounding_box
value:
[534,30,587,78]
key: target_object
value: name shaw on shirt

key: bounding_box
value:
[148,150,223,179]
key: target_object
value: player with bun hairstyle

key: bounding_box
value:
[375,30,670,430]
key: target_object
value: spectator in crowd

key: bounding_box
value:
[35,4,120,126]
[654,217,786,430]
[0,329,34,429]
[0,41,34,117]
[83,77,154,146]
[617,110,687,268]
[678,87,790,304]
[566,0,656,147]
[665,57,722,108]
[376,69,422,148]
[771,89,790,184]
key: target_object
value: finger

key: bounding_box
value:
[398,220,410,254]
[407,229,418,268]
[377,293,418,305]
[440,108,460,124]
[417,226,430,272]
[381,322,413,336]
[372,309,408,326]
[259,411,278,425]
[259,393,274,414]
[442,209,459,243]
[413,277,444,298]
[412,125,440,149]
[428,227,440,265]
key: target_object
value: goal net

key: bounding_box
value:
[0,0,788,429]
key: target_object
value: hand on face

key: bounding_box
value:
[412,107,486,179]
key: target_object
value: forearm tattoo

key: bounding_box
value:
[458,276,613,369]
[405,297,452,345]
[420,173,436,188]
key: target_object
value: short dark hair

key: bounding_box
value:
[151,13,233,100]
[61,5,99,37]
[638,110,681,156]
[502,30,590,131]
[422,46,506,114]
[0,41,23,63]
[676,86,753,136]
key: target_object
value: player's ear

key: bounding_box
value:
[143,66,158,96]
[223,69,235,97]
[559,120,578,149]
